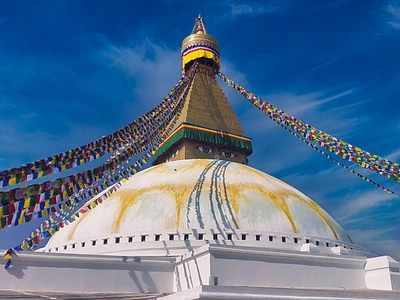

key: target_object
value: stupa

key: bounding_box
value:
[1,16,399,299]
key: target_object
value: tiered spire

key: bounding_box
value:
[152,16,252,165]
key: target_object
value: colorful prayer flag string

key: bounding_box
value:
[0,70,195,189]
[3,248,12,269]
[217,72,400,186]
[276,120,400,196]
[0,63,198,231]
[0,65,197,214]
[11,64,199,249]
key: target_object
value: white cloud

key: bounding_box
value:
[386,148,400,162]
[209,1,284,22]
[385,2,400,29]
[251,88,370,142]
[310,56,344,72]
[335,189,396,222]
[0,34,185,172]
[348,228,400,260]
[99,37,182,113]
[342,209,400,227]
[229,3,279,16]
[270,89,355,116]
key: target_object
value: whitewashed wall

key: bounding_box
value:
[0,252,173,293]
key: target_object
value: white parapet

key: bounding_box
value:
[174,244,368,292]
[0,251,174,293]
[365,256,400,291]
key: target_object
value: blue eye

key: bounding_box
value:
[197,146,213,153]
[171,149,179,157]
[221,151,236,158]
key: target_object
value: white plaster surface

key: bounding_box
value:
[47,159,352,250]
[2,245,399,298]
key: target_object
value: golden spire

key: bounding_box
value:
[181,15,220,74]
[152,16,252,165]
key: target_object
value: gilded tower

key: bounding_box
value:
[152,16,252,165]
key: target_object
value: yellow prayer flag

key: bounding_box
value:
[23,198,31,209]
[9,177,17,185]
[28,186,37,195]
[21,241,28,251]
[4,254,11,260]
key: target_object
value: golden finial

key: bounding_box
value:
[181,15,220,73]
[191,15,207,34]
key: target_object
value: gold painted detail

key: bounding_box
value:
[182,15,219,55]
[244,165,340,239]
[67,161,343,242]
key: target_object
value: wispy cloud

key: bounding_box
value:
[348,228,400,260]
[260,87,370,138]
[0,33,183,171]
[210,1,285,21]
[341,209,400,227]
[386,148,400,161]
[384,2,400,30]
[229,3,279,17]
[272,88,355,116]
[98,36,182,113]
[310,56,344,72]
[336,189,396,222]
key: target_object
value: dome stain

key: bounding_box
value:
[173,184,193,227]
[68,201,91,240]
[112,183,196,232]
[63,160,343,243]
[242,167,340,239]
[112,190,140,233]
[223,183,297,232]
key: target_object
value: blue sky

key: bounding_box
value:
[0,0,399,259]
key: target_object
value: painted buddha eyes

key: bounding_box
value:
[171,149,179,157]
[197,146,213,153]
[221,151,236,158]
[196,146,237,158]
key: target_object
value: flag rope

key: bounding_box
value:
[0,70,193,188]
[0,64,198,230]
[3,64,198,261]
[217,71,400,193]
[277,120,400,196]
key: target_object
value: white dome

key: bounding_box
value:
[46,159,352,251]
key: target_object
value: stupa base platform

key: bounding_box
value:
[1,244,399,299]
